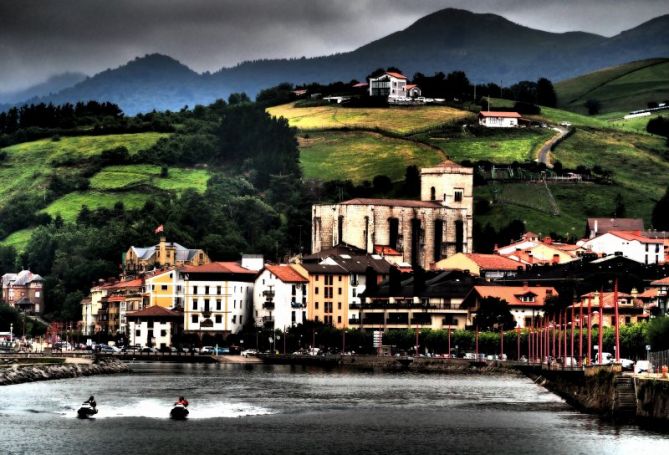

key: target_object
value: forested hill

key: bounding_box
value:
[10,9,669,114]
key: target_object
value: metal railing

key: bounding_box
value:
[649,349,669,372]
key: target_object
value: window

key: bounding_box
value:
[315,302,319,310]
[232,315,236,324]
[160,330,167,337]
[205,286,210,295]
[147,320,153,328]
[430,186,436,201]
[338,302,342,310]
[338,276,342,282]
[240,315,243,325]
[352,288,357,298]
[338,288,342,295]
[292,311,296,323]
[204,299,210,312]
[192,315,198,323]
[192,300,198,310]
[315,287,319,295]
[216,299,222,310]
[325,302,333,313]
[454,189,463,202]
[324,315,333,325]
[217,286,222,295]
[315,315,319,322]
[135,330,140,336]
[193,286,198,295]
[215,315,222,324]
[337,316,342,324]
[292,285,296,296]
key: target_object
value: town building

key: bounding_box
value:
[127,306,183,349]
[405,84,422,98]
[368,71,408,99]
[294,261,350,329]
[571,291,646,327]
[358,270,477,331]
[182,260,259,337]
[123,236,209,273]
[98,278,144,335]
[643,276,669,316]
[496,233,581,265]
[312,161,474,270]
[144,269,183,309]
[478,111,522,128]
[462,285,558,328]
[434,253,523,279]
[253,264,308,331]
[585,218,644,239]
[581,231,664,265]
[1,270,44,314]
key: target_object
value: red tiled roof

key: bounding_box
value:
[126,305,182,318]
[374,245,402,256]
[608,230,663,244]
[575,292,641,309]
[106,295,125,302]
[107,278,143,289]
[352,82,368,88]
[385,71,407,80]
[464,254,523,270]
[479,111,522,118]
[405,84,418,90]
[471,285,557,307]
[180,262,257,274]
[341,198,442,208]
[265,265,308,283]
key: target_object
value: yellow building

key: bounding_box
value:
[295,262,349,329]
[124,237,209,273]
[434,253,523,279]
[144,269,183,309]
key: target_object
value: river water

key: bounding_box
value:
[0,363,667,454]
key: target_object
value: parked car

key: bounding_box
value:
[635,360,651,374]
[211,347,229,355]
[97,344,119,353]
[619,358,635,371]
[563,357,578,367]
[141,346,157,353]
[241,349,258,357]
[200,346,214,354]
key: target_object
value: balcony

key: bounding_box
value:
[262,316,274,323]
[291,301,305,309]
[348,318,361,325]
[262,301,275,310]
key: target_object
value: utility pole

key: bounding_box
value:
[614,279,620,362]
[598,288,604,364]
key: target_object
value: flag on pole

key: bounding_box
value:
[154,224,164,234]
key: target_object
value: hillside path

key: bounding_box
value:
[537,126,570,167]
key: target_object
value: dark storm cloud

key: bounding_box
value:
[1,0,667,92]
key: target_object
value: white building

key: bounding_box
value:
[253,265,308,330]
[127,306,182,349]
[581,231,664,265]
[369,72,408,100]
[478,111,522,128]
[181,261,259,336]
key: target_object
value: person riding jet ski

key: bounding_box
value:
[77,395,98,418]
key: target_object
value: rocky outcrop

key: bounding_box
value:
[0,358,129,386]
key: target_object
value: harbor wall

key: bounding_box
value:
[0,357,129,386]
[636,378,669,422]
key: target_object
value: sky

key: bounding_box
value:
[1,0,668,92]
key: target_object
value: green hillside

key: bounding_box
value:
[0,132,215,251]
[555,58,669,115]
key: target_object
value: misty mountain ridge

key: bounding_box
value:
[0,72,87,104]
[7,8,669,114]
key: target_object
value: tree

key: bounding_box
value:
[536,78,557,107]
[0,246,17,277]
[372,175,393,194]
[652,187,669,230]
[613,193,626,218]
[403,165,420,198]
[473,297,516,331]
[646,316,669,351]
[584,99,601,115]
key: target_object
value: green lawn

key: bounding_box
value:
[268,102,474,134]
[89,165,210,192]
[555,59,669,115]
[428,129,554,163]
[0,132,170,207]
[41,191,153,222]
[0,228,35,252]
[299,131,446,182]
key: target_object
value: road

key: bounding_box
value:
[537,126,570,167]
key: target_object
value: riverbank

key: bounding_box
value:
[0,357,129,386]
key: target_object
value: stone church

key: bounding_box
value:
[312,161,474,270]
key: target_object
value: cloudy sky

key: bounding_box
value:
[1,0,667,92]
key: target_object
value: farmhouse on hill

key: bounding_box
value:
[368,71,421,101]
[478,111,522,128]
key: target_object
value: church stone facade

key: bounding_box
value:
[312,162,474,270]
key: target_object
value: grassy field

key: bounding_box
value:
[41,191,152,222]
[90,165,210,192]
[0,228,35,251]
[0,132,170,207]
[299,131,445,182]
[555,58,669,115]
[428,128,554,163]
[268,102,474,134]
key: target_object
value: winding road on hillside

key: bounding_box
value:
[537,126,571,167]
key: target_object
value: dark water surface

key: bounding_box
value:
[1,363,667,454]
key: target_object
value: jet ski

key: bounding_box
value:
[170,403,189,420]
[77,403,98,418]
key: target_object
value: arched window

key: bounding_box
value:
[430,186,436,201]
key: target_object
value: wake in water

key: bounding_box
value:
[59,398,275,419]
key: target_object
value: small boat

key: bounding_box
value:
[77,403,98,418]
[170,403,189,420]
